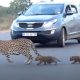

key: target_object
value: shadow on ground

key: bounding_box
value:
[35,40,79,48]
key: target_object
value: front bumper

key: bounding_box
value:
[11,30,59,43]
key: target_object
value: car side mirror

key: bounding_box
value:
[63,11,73,17]
[65,11,73,16]
[66,11,73,15]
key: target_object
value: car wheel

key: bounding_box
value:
[77,38,80,43]
[57,28,66,47]
[10,31,17,40]
[11,36,16,39]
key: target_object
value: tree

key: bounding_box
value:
[9,0,32,14]
[51,0,54,1]
[0,6,9,16]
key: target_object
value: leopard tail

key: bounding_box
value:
[56,58,61,62]
[31,42,40,56]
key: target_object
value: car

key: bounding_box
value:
[10,2,80,47]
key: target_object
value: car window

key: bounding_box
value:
[71,5,78,13]
[24,4,64,15]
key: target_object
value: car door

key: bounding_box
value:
[71,5,80,37]
[63,5,77,38]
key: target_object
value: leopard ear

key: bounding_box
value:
[71,56,74,58]
[70,56,73,58]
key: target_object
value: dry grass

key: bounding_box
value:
[0,15,16,31]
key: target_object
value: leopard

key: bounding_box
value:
[35,55,61,65]
[70,56,80,64]
[0,38,40,64]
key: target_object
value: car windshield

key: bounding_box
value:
[24,4,64,15]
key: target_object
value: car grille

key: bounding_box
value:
[19,22,43,28]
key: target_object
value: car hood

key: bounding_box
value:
[16,15,59,22]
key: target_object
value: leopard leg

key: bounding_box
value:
[54,61,57,65]
[24,54,29,64]
[44,61,47,65]
[71,61,76,64]
[27,54,33,64]
[23,50,33,64]
[5,54,13,63]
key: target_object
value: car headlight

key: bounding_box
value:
[43,19,57,28]
[11,20,19,29]
[51,29,56,34]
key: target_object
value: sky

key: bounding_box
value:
[0,0,13,7]
[0,0,80,7]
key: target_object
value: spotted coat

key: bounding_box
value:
[0,38,39,64]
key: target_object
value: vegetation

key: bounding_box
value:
[0,0,31,31]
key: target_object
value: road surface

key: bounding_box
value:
[0,32,80,80]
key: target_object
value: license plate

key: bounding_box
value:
[22,33,37,36]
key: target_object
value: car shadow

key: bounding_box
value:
[65,41,79,48]
[35,40,79,48]
[35,41,57,48]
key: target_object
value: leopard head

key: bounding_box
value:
[70,56,75,61]
[35,55,42,61]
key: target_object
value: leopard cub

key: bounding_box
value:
[35,55,61,65]
[70,56,80,64]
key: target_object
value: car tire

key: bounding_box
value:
[10,31,17,40]
[77,38,80,43]
[57,28,66,47]
[10,35,15,40]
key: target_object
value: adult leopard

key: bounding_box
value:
[0,38,40,64]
